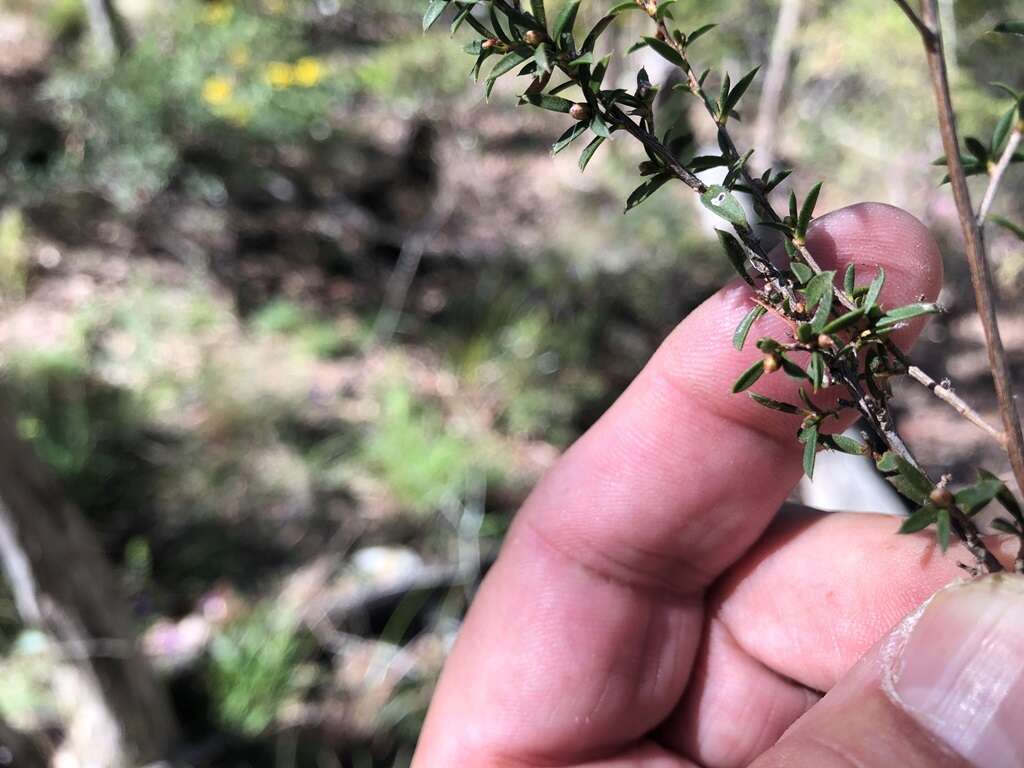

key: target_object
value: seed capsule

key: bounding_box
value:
[763,353,781,374]
[482,39,496,50]
[524,30,546,46]
[817,334,834,348]
[929,487,955,508]
[570,103,592,121]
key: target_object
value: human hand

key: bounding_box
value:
[412,204,1024,768]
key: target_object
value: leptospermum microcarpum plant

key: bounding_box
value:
[426,0,1024,575]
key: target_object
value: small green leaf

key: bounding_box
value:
[993,104,1018,156]
[936,508,951,552]
[553,0,582,42]
[423,0,450,31]
[780,355,809,380]
[899,505,939,534]
[993,518,1021,535]
[655,0,678,20]
[625,173,672,212]
[733,304,767,350]
[803,271,836,310]
[955,473,1006,516]
[686,23,717,46]
[610,0,643,14]
[552,120,589,154]
[862,267,886,311]
[876,451,933,505]
[800,424,819,478]
[643,36,686,67]
[578,135,605,171]
[589,114,612,138]
[876,302,941,329]
[843,264,856,296]
[827,434,866,455]
[807,351,825,391]
[790,262,814,286]
[797,182,823,238]
[991,216,1024,242]
[733,359,766,393]
[717,230,754,286]
[524,93,573,112]
[534,43,551,73]
[723,66,759,114]
[749,392,799,414]
[820,307,865,334]
[964,136,989,165]
[978,468,1024,525]
[700,185,748,227]
[993,20,1024,36]
[530,0,547,29]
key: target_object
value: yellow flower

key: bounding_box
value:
[228,45,251,69]
[292,57,324,88]
[201,2,234,25]
[264,61,294,89]
[202,76,234,106]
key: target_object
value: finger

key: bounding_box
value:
[516,203,943,597]
[660,508,969,767]
[752,575,1024,768]
[413,205,942,766]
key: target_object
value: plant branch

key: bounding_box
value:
[904,365,1007,446]
[915,0,1024,503]
[978,127,1023,227]
[891,0,936,42]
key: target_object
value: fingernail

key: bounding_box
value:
[886,575,1024,767]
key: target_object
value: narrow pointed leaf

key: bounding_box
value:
[733,305,767,350]
[862,267,885,311]
[723,66,759,113]
[749,392,799,413]
[844,263,856,295]
[700,185,748,227]
[716,230,754,286]
[553,0,581,41]
[625,172,672,212]
[936,508,951,552]
[578,135,605,171]
[732,359,766,393]
[820,307,865,334]
[801,424,819,478]
[552,120,589,154]
[797,182,823,237]
[642,36,685,67]
[827,434,866,455]
[876,302,941,329]
[994,21,1024,36]
[530,0,547,29]
[899,505,938,534]
[424,0,450,31]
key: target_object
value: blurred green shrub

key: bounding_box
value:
[364,385,485,514]
[206,607,311,736]
[40,0,343,210]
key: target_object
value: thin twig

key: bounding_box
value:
[978,128,1023,227]
[905,365,1007,446]
[891,0,936,42]
[916,0,1024,504]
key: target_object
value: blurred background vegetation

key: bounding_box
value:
[0,0,1020,765]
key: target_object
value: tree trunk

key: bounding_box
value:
[753,0,803,169]
[0,405,177,767]
[82,0,131,62]
[0,719,50,768]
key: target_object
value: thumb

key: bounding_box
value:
[753,575,1024,768]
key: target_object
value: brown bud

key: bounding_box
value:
[656,27,666,40]
[524,30,546,46]
[570,103,592,121]
[792,301,807,316]
[482,38,496,50]
[817,334,834,349]
[929,487,955,508]
[763,353,781,374]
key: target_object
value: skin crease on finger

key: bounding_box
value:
[412,205,951,768]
